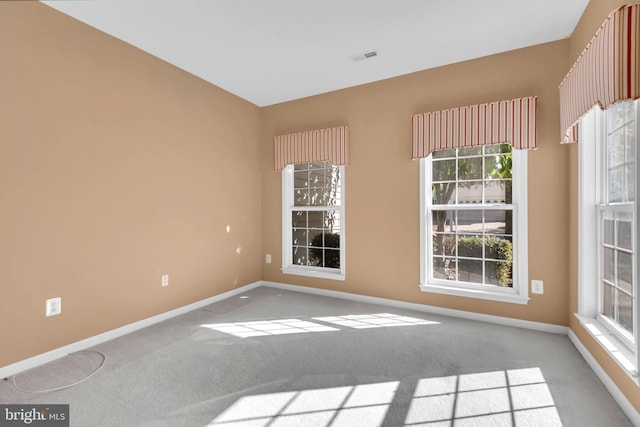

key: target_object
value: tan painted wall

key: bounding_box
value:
[566,0,640,413]
[261,40,572,326]
[0,3,262,367]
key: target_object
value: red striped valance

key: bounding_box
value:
[411,96,538,159]
[559,2,640,143]
[274,126,349,171]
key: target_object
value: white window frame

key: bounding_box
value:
[282,163,346,281]
[419,147,529,304]
[576,102,639,378]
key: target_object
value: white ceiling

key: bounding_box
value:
[42,0,590,107]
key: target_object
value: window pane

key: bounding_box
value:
[294,170,308,188]
[484,154,512,179]
[458,235,482,258]
[458,157,483,180]
[457,182,483,203]
[324,232,340,248]
[626,125,636,164]
[309,187,326,206]
[292,211,307,228]
[324,211,340,230]
[608,131,626,168]
[308,247,322,266]
[617,219,632,250]
[484,144,510,154]
[484,180,511,204]
[618,292,634,334]
[608,166,624,203]
[433,257,456,281]
[323,249,340,268]
[292,246,308,266]
[433,233,455,256]
[458,259,483,283]
[432,210,455,233]
[485,236,513,261]
[602,283,615,320]
[432,183,456,205]
[603,219,614,246]
[433,159,457,182]
[292,229,307,246]
[309,162,328,169]
[294,189,309,206]
[485,210,511,235]
[326,168,342,206]
[432,148,456,159]
[458,210,483,234]
[485,261,512,287]
[603,247,615,283]
[307,211,324,228]
[308,169,325,187]
[458,146,483,157]
[307,229,323,247]
[618,251,633,293]
[626,164,635,202]
[607,102,632,132]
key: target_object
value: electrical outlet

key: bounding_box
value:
[266,254,272,264]
[46,297,62,317]
[531,280,544,294]
[162,274,169,287]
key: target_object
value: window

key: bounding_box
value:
[420,144,529,304]
[282,161,345,280]
[578,100,637,372]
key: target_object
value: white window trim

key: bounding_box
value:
[281,164,346,281]
[577,103,639,380]
[419,149,529,304]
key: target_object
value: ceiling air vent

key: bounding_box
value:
[350,50,378,62]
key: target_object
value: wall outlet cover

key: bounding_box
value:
[46,297,62,317]
[531,280,544,294]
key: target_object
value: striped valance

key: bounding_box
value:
[274,126,349,171]
[411,96,538,159]
[559,3,640,143]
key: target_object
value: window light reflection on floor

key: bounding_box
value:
[207,381,399,426]
[206,368,561,426]
[201,319,339,338]
[312,313,440,329]
[405,368,563,426]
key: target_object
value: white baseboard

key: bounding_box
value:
[261,281,568,335]
[568,329,640,426]
[0,281,262,379]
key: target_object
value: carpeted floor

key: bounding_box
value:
[0,286,633,426]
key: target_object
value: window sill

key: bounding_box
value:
[282,266,345,281]
[419,283,529,305]
[574,314,638,382]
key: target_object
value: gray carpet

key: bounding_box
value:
[0,286,632,426]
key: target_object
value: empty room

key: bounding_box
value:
[1,0,639,426]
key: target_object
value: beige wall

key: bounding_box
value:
[566,0,640,413]
[0,3,262,367]
[261,40,572,326]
